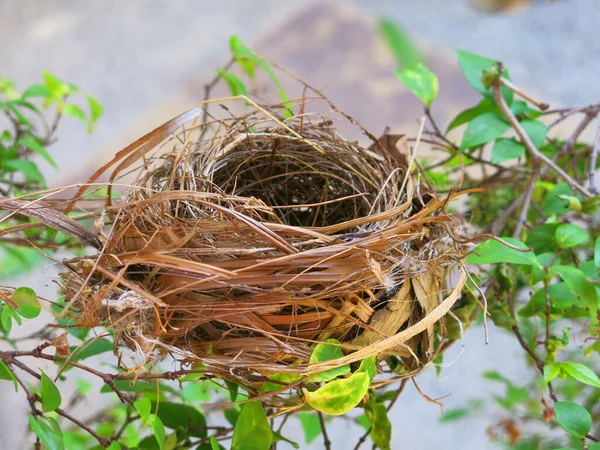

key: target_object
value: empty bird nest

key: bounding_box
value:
[57,94,469,401]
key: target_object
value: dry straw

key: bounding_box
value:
[54,91,468,403]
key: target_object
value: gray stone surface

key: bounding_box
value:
[1,1,598,448]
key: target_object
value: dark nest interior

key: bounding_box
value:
[59,97,467,400]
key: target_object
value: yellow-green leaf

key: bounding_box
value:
[394,63,438,106]
[303,371,371,416]
[309,339,350,382]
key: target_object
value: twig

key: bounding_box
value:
[318,411,332,450]
[492,82,593,197]
[513,165,539,238]
[588,120,600,195]
[499,78,549,111]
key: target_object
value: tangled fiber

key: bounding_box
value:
[59,96,467,400]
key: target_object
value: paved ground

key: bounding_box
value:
[1,0,599,448]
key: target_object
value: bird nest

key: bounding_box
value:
[60,96,467,402]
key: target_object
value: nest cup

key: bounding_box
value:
[61,96,466,399]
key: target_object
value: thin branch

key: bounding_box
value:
[318,411,332,450]
[492,81,593,197]
[588,120,600,195]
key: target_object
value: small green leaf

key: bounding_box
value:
[445,100,498,133]
[0,360,18,391]
[87,95,103,123]
[303,371,371,416]
[3,159,45,183]
[298,412,321,444]
[526,224,559,254]
[225,379,239,402]
[459,112,510,151]
[209,436,220,450]
[148,414,166,450]
[457,50,513,104]
[440,407,470,422]
[22,84,52,98]
[217,70,248,97]
[17,137,58,169]
[12,287,41,319]
[581,196,599,215]
[554,402,591,438]
[556,362,600,389]
[152,402,207,438]
[43,71,68,97]
[365,398,392,450]
[62,103,87,122]
[557,195,582,212]
[544,363,561,384]
[491,137,525,164]
[521,119,547,149]
[394,62,438,106]
[107,442,122,450]
[230,36,258,79]
[466,238,537,266]
[541,183,574,216]
[555,224,589,249]
[309,339,350,382]
[134,397,151,419]
[595,237,600,270]
[231,401,273,450]
[29,415,65,450]
[41,371,62,412]
[549,265,598,332]
[378,18,421,66]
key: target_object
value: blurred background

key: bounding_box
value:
[1,0,599,448]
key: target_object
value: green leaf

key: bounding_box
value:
[22,84,52,98]
[107,442,122,450]
[308,339,350,382]
[4,159,45,183]
[230,36,258,79]
[378,18,421,66]
[209,436,220,450]
[554,402,591,438]
[581,196,599,215]
[298,412,321,444]
[491,137,525,164]
[225,379,239,402]
[459,112,510,151]
[224,408,240,427]
[152,402,207,438]
[87,95,103,123]
[544,363,561,384]
[551,362,600,389]
[521,119,547,149]
[526,224,559,254]
[147,414,166,450]
[555,224,589,249]
[43,71,68,97]
[135,397,152,419]
[41,371,62,412]
[541,183,574,216]
[549,265,598,332]
[0,359,18,391]
[12,286,41,319]
[595,237,600,270]
[29,415,65,450]
[394,63,438,106]
[466,238,537,266]
[457,50,513,104]
[303,369,371,416]
[62,103,87,122]
[446,100,499,133]
[231,401,273,450]
[70,338,113,362]
[217,70,248,97]
[365,398,392,450]
[557,195,582,212]
[440,407,470,422]
[17,137,58,168]
[272,431,299,449]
